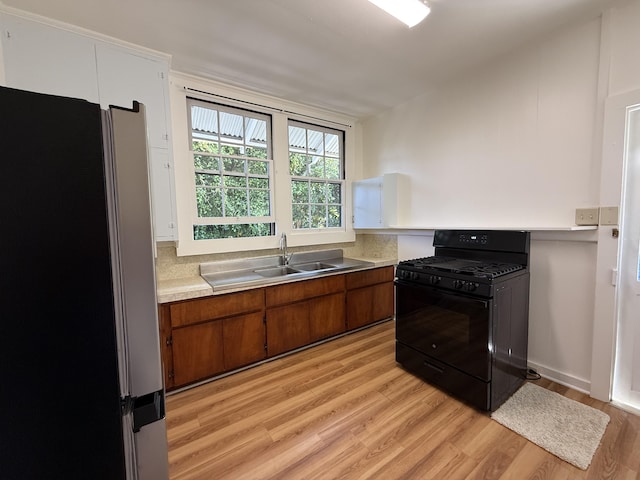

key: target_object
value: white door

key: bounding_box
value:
[612,100,640,413]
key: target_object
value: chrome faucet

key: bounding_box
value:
[279,232,291,266]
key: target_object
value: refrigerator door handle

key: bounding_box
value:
[131,390,166,433]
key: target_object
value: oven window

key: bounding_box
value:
[395,282,492,380]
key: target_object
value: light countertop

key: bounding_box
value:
[156,256,397,304]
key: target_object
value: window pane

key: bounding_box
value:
[196,187,222,217]
[291,180,309,203]
[310,181,326,204]
[248,177,269,189]
[328,205,341,227]
[223,175,246,188]
[191,105,219,135]
[219,111,244,140]
[194,154,220,171]
[245,118,267,146]
[249,190,270,216]
[224,189,248,216]
[325,158,340,180]
[222,157,245,173]
[195,173,221,187]
[310,205,327,228]
[309,156,324,178]
[308,129,323,155]
[325,133,339,157]
[292,204,310,229]
[246,147,267,159]
[327,182,341,203]
[289,125,306,150]
[194,223,273,240]
[289,152,308,176]
[248,160,268,175]
[193,139,219,154]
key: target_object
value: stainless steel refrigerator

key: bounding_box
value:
[0,85,169,480]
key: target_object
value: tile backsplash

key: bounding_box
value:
[155,234,397,281]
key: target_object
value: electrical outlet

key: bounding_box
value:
[599,206,619,225]
[575,208,599,226]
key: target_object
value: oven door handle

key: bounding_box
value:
[394,279,490,308]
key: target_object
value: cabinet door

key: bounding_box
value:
[149,147,177,240]
[95,43,170,148]
[352,177,383,228]
[309,292,345,342]
[172,321,224,387]
[346,282,394,330]
[266,302,310,356]
[223,311,266,370]
[158,305,174,389]
[1,13,99,102]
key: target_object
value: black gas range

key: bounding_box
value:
[396,256,525,297]
[395,230,531,411]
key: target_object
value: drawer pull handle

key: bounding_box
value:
[424,361,444,373]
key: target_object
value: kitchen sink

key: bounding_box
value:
[254,266,300,277]
[200,249,376,291]
[290,262,336,272]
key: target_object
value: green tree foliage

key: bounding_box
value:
[192,139,272,239]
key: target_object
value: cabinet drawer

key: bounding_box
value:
[169,289,264,327]
[266,275,345,307]
[346,266,394,290]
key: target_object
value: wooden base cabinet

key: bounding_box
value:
[159,289,265,390]
[266,276,346,357]
[346,266,395,330]
[159,266,395,390]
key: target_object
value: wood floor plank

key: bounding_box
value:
[165,320,640,479]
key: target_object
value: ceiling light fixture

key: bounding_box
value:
[368,0,430,28]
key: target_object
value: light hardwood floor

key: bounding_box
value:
[166,320,640,479]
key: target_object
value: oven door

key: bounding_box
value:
[395,279,492,381]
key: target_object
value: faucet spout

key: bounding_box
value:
[279,233,291,265]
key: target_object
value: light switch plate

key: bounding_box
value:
[599,206,619,225]
[575,208,599,226]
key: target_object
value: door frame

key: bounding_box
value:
[590,88,640,401]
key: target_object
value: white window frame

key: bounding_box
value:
[169,73,357,256]
[288,120,345,231]
[188,98,275,236]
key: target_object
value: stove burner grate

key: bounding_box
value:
[399,256,524,279]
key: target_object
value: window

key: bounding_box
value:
[188,98,274,239]
[173,76,356,256]
[288,121,344,229]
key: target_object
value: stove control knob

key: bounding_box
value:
[429,275,441,285]
[465,282,479,292]
[411,272,419,280]
[453,280,464,289]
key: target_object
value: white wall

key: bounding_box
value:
[362,16,608,391]
[363,18,602,229]
[608,0,640,96]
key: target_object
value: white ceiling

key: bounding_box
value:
[3,0,616,118]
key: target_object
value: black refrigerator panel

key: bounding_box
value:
[0,87,126,479]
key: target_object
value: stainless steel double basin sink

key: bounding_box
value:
[253,261,336,278]
[201,249,374,291]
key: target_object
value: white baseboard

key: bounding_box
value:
[527,361,591,395]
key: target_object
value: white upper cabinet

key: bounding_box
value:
[95,44,169,149]
[1,14,99,102]
[352,173,409,228]
[0,12,177,242]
